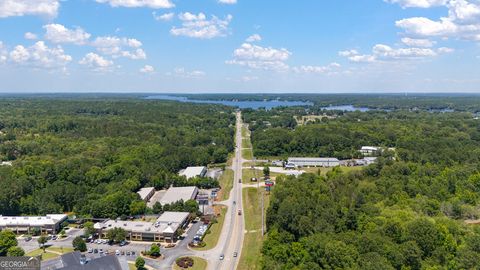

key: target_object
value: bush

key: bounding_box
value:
[135,257,145,270]
[176,257,194,268]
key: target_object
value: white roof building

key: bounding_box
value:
[137,187,155,202]
[0,214,67,227]
[180,166,207,179]
[288,157,340,167]
[160,186,199,205]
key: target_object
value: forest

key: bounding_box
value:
[0,98,235,219]
[259,109,480,269]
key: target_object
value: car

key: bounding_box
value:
[239,179,242,183]
[87,248,93,253]
[233,252,238,257]
[25,236,32,241]
[131,251,136,256]
[93,249,98,254]
[99,249,103,254]
[238,209,242,215]
[219,254,224,260]
[102,239,107,244]
[233,200,236,205]
[51,235,57,240]
[121,251,125,255]
[115,250,120,256]
[126,251,131,256]
[119,240,127,246]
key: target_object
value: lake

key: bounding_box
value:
[145,95,313,110]
[321,105,371,112]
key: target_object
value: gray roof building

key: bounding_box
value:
[44,251,128,270]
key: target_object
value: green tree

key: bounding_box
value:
[135,257,146,270]
[263,166,270,177]
[72,236,87,252]
[83,221,95,236]
[7,246,25,257]
[0,230,17,256]
[130,201,146,216]
[406,218,441,257]
[37,235,48,252]
[149,244,161,257]
[106,227,127,243]
[152,202,163,214]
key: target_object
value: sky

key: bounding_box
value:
[0,0,479,93]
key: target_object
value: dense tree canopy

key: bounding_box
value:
[0,99,234,218]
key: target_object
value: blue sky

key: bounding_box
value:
[0,0,479,93]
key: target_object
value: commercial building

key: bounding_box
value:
[180,166,207,179]
[160,186,199,205]
[0,214,67,235]
[360,146,381,156]
[137,187,155,202]
[94,212,190,243]
[288,157,340,168]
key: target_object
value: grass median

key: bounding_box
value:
[173,256,208,270]
[238,187,271,270]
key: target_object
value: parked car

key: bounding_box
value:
[119,240,127,246]
[25,236,32,241]
[126,251,131,256]
[99,249,103,254]
[93,249,98,254]
[51,235,57,240]
[131,251,136,256]
[88,248,93,253]
[115,250,120,256]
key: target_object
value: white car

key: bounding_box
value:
[87,248,93,253]
[115,250,120,256]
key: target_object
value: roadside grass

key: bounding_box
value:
[242,148,253,160]
[242,125,249,138]
[128,263,136,270]
[239,187,271,270]
[218,169,234,201]
[242,138,252,149]
[173,256,208,270]
[242,169,259,183]
[195,207,227,251]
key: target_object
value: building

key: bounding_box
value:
[0,161,12,166]
[42,251,128,270]
[94,212,190,243]
[288,157,340,168]
[0,214,67,235]
[360,146,381,156]
[137,187,155,202]
[180,166,207,179]
[160,186,199,205]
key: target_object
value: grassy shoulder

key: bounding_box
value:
[173,257,208,270]
[26,246,74,261]
[195,206,227,251]
[239,187,271,270]
[242,148,254,160]
[218,169,234,201]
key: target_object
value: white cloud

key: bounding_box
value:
[401,37,436,47]
[218,0,237,4]
[385,0,447,8]
[246,34,262,42]
[170,13,233,39]
[153,11,174,21]
[95,0,174,9]
[293,63,341,74]
[140,65,155,73]
[43,24,91,45]
[24,32,38,40]
[0,0,59,18]
[340,44,452,63]
[226,43,291,71]
[167,67,206,78]
[79,52,114,71]
[8,41,72,69]
[393,0,480,41]
[0,42,7,64]
[242,76,259,82]
[91,36,146,59]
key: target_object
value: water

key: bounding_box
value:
[145,95,313,110]
[321,105,371,112]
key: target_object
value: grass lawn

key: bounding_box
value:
[242,125,249,138]
[26,249,59,261]
[46,246,74,254]
[128,263,136,270]
[242,168,260,183]
[173,257,208,270]
[242,138,252,149]
[195,207,227,251]
[302,166,363,176]
[238,187,271,270]
[242,148,253,160]
[218,169,234,201]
